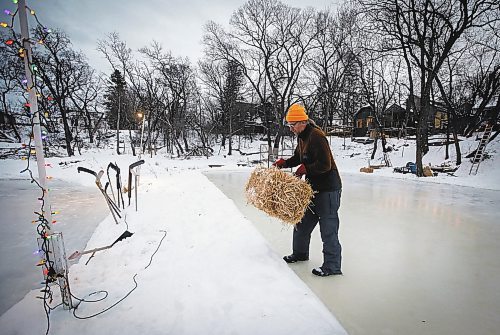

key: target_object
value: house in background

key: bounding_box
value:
[352,105,374,137]
[352,104,407,138]
[406,96,448,134]
[352,96,454,138]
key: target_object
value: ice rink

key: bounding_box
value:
[205,170,500,335]
[2,170,500,335]
[0,179,108,316]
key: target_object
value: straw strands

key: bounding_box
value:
[245,167,314,225]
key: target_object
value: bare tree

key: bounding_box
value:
[199,59,244,155]
[358,0,499,176]
[305,5,360,131]
[32,28,96,156]
[357,53,402,159]
[140,43,199,156]
[0,30,23,141]
[203,0,318,151]
[97,32,133,154]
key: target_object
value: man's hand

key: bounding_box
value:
[273,158,286,168]
[294,164,306,177]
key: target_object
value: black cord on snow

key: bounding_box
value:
[70,229,167,321]
[72,274,139,320]
[144,230,167,270]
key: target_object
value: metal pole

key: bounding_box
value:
[137,111,146,188]
[139,111,146,158]
[18,0,53,227]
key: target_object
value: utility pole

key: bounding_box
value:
[18,0,53,227]
[18,0,72,310]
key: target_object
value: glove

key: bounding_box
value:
[294,164,306,178]
[273,158,286,168]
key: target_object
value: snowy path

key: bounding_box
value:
[0,171,347,335]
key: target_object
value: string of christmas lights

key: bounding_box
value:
[2,2,63,334]
[3,2,167,331]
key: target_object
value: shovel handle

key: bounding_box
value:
[77,167,97,177]
[108,162,120,173]
[129,160,145,171]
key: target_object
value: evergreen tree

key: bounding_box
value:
[104,69,136,130]
[221,60,244,155]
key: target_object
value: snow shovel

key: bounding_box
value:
[128,160,145,211]
[68,230,134,261]
[104,181,122,214]
[108,162,125,210]
[106,163,117,204]
[77,166,121,224]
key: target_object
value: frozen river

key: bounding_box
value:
[0,179,108,316]
[204,170,500,335]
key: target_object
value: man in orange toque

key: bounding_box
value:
[274,104,343,276]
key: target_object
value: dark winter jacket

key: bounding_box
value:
[284,124,342,192]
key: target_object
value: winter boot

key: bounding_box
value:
[283,253,309,263]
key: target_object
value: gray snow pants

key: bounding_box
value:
[292,189,342,272]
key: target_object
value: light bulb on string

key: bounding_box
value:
[4,9,12,15]
[0,22,8,28]
[12,1,18,5]
[5,39,13,45]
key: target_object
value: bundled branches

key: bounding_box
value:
[245,167,314,225]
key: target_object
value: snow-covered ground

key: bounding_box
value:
[0,133,498,335]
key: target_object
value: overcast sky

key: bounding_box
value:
[5,0,337,74]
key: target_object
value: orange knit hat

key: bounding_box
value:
[286,104,309,122]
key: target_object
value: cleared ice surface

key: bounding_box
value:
[0,179,108,316]
[204,170,500,335]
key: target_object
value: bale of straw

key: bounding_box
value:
[360,167,374,173]
[245,167,314,225]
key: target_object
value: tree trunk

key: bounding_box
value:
[116,94,121,155]
[452,131,461,165]
[415,86,431,176]
[60,108,74,157]
[228,112,233,155]
[85,110,94,143]
[370,133,378,160]
[129,129,136,156]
